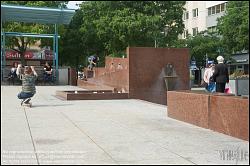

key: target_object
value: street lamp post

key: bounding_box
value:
[155,31,168,48]
[205,53,208,67]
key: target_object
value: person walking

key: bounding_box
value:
[211,56,229,93]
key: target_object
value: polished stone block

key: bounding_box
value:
[78,47,190,105]
[167,91,249,141]
[56,90,129,100]
[209,95,249,141]
[128,47,190,105]
[167,91,210,128]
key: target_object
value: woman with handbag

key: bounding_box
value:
[203,62,215,92]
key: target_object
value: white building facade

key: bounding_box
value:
[181,1,228,39]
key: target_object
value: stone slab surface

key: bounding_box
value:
[1,85,249,165]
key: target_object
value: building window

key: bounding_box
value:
[221,3,225,12]
[208,3,227,16]
[192,8,198,18]
[183,11,189,20]
[208,8,211,16]
[185,30,189,38]
[236,65,244,72]
[212,6,215,14]
[184,30,188,38]
[229,65,236,75]
[216,5,220,13]
[244,64,249,74]
[207,26,217,33]
[186,12,189,20]
[192,27,198,36]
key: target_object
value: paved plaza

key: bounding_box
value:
[1,85,249,165]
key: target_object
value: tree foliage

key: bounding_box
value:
[3,1,186,68]
[60,1,185,68]
[173,31,223,68]
[173,1,249,67]
[217,1,249,53]
[186,32,223,67]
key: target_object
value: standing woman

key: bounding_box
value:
[203,61,214,92]
[211,56,229,93]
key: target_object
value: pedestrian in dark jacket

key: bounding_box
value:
[211,56,229,93]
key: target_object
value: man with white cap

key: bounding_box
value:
[210,56,229,93]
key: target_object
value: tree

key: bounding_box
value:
[93,1,185,53]
[217,1,249,54]
[60,9,86,69]
[61,1,185,68]
[2,1,68,65]
[173,31,224,68]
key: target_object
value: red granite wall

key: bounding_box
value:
[69,68,77,86]
[56,90,129,100]
[128,47,190,105]
[105,57,129,71]
[100,57,129,91]
[209,95,249,141]
[93,70,129,92]
[167,91,209,128]
[78,47,190,104]
[80,57,129,92]
[94,67,106,77]
[167,91,249,141]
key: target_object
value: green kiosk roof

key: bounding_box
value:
[1,4,75,25]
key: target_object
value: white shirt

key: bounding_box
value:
[204,67,214,84]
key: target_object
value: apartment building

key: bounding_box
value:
[181,1,228,39]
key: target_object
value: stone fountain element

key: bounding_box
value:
[163,63,178,91]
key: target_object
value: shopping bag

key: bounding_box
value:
[224,83,232,94]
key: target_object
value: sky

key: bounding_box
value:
[67,1,83,9]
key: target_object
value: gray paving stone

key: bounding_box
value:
[1,85,249,165]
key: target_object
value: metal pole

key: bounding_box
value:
[3,31,6,80]
[53,24,56,83]
[55,24,59,84]
[53,34,55,71]
[1,19,3,81]
[205,53,208,67]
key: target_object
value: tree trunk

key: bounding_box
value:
[20,52,26,66]
[75,55,79,71]
[12,49,26,66]
[16,37,27,66]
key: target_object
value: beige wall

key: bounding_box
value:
[181,1,228,39]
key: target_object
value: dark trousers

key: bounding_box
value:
[216,83,226,93]
[44,73,52,82]
[17,92,34,100]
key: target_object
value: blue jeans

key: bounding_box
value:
[17,92,34,100]
[44,73,53,82]
[207,82,216,92]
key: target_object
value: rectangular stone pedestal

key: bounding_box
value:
[56,90,129,100]
[167,91,249,141]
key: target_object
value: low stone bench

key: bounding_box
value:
[56,90,129,100]
[167,90,249,141]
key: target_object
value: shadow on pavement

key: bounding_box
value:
[31,104,74,108]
